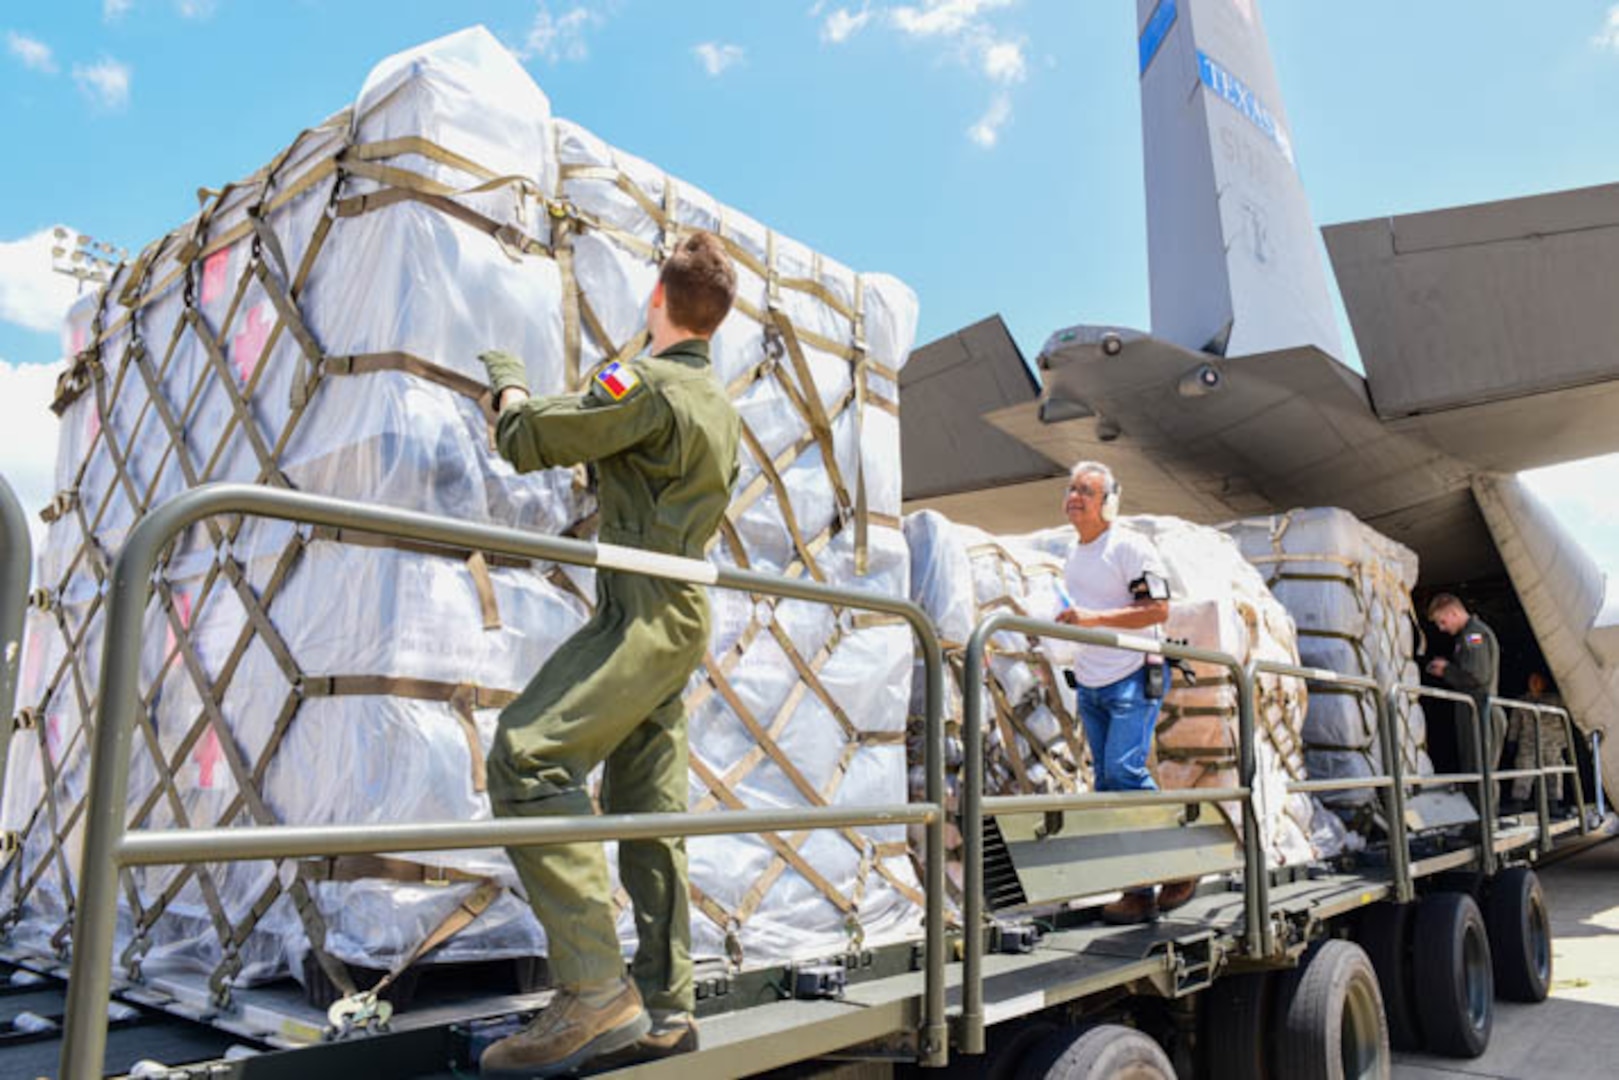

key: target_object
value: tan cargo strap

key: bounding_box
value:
[298,853,489,888]
[333,185,547,265]
[300,350,496,419]
[304,523,532,571]
[298,676,517,793]
[318,877,503,1004]
[466,551,501,631]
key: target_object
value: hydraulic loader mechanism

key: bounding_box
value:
[985,803,1242,909]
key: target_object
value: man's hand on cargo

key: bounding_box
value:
[1426,657,1449,677]
[498,386,531,412]
[479,350,531,405]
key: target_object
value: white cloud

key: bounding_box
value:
[520,2,605,64]
[0,229,83,335]
[967,91,1012,148]
[0,359,64,548]
[981,38,1025,84]
[104,0,135,19]
[1596,5,1619,52]
[73,58,132,111]
[821,5,874,44]
[6,31,57,74]
[891,0,1014,38]
[693,42,745,77]
[176,0,217,18]
[825,1,1024,147]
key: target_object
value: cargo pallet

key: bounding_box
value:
[0,480,1611,1079]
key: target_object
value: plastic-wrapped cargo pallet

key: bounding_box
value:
[1218,508,1465,826]
[0,25,921,1000]
[905,510,1348,874]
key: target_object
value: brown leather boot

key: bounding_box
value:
[480,980,650,1077]
[1100,890,1159,925]
[1156,879,1198,913]
[595,1010,699,1066]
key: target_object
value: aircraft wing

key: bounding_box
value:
[1326,181,1619,472]
[988,332,1497,585]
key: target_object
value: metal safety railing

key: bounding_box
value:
[54,484,950,1079]
[959,615,1264,1055]
[0,475,32,812]
[1254,661,1412,904]
[1487,696,1589,853]
[1397,686,1496,874]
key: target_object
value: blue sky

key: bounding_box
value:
[3,0,1619,569]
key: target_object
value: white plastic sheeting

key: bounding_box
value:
[904,511,1347,870]
[1218,509,1437,816]
[3,26,921,990]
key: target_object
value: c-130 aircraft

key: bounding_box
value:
[901,0,1619,795]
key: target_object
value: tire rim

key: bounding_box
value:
[1341,973,1386,1080]
[1531,895,1551,985]
[1464,924,1490,1032]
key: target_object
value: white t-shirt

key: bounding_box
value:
[1061,525,1168,688]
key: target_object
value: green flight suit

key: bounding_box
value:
[486,339,741,1013]
[1438,615,1505,812]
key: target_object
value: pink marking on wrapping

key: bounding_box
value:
[230,302,273,385]
[201,249,231,306]
[163,590,194,661]
[194,726,223,790]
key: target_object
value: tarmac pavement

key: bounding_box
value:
[1394,835,1619,1079]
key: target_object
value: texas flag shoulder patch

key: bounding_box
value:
[593,361,642,403]
[1465,632,1485,646]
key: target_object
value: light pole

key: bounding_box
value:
[49,226,126,292]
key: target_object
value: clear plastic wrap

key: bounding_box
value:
[3,25,920,995]
[1219,508,1450,822]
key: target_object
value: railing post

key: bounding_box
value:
[59,481,181,1079]
[1472,697,1496,876]
[1557,709,1590,835]
[1376,686,1413,904]
[1237,662,1271,959]
[1593,729,1605,824]
[0,474,31,807]
[915,616,948,1068]
[1531,707,1552,852]
[960,615,995,1056]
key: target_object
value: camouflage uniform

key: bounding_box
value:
[481,340,740,1014]
[1508,689,1570,803]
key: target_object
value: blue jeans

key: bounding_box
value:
[1076,665,1163,793]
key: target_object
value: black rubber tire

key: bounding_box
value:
[1199,971,1276,1080]
[1016,1024,1175,1080]
[1486,867,1552,1002]
[1272,940,1390,1080]
[1413,892,1494,1058]
[1354,903,1422,1051]
[956,1017,1062,1080]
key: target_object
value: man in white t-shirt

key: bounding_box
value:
[1055,460,1193,924]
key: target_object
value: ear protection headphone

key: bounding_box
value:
[1101,478,1122,522]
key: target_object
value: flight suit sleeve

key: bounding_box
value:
[496,367,667,471]
[1441,630,1495,695]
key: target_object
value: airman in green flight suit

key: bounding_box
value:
[1426,592,1506,817]
[476,231,742,1078]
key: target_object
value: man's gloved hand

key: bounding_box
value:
[478,350,530,399]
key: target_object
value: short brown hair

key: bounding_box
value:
[1426,592,1464,619]
[660,230,736,336]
